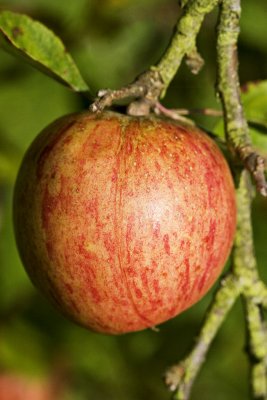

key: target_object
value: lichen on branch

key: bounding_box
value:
[216,0,267,196]
[165,274,241,399]
[154,0,217,92]
[90,0,218,114]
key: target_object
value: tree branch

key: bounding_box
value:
[90,70,164,115]
[164,274,240,400]
[216,0,267,196]
[244,299,267,399]
[154,0,217,92]
[90,0,218,114]
[233,170,267,399]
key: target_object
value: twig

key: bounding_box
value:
[165,274,241,400]
[216,0,267,196]
[90,0,218,115]
[232,170,257,282]
[233,170,267,399]
[244,299,267,399]
[90,70,164,115]
[154,102,223,118]
[185,46,204,75]
[154,0,218,92]
[216,3,267,390]
[154,102,196,125]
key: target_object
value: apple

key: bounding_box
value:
[13,111,236,334]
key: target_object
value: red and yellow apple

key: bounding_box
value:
[13,111,236,334]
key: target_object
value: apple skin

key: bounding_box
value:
[13,111,236,334]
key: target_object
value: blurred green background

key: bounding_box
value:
[0,0,267,399]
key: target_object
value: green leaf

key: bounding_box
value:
[242,81,267,126]
[0,10,89,93]
[242,81,267,158]
[214,81,267,159]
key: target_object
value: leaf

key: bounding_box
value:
[242,81,267,126]
[0,10,89,93]
[242,81,267,158]
[214,81,267,159]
